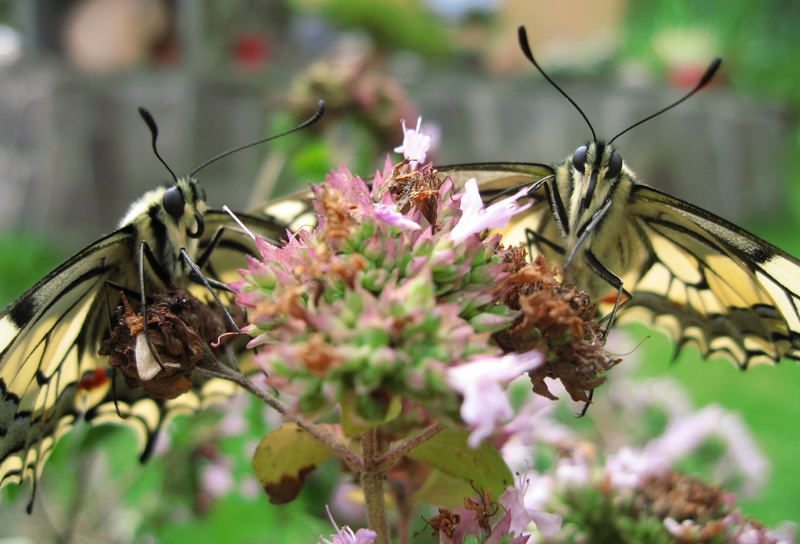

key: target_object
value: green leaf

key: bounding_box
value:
[406,428,513,499]
[251,423,332,504]
[340,391,402,436]
[413,470,474,508]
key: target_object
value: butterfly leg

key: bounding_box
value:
[179,248,241,333]
[577,250,630,418]
[193,224,262,292]
[138,242,167,371]
[577,389,594,417]
[525,227,566,256]
[584,249,630,338]
[194,225,239,269]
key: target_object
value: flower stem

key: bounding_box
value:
[198,359,363,470]
[375,422,445,471]
[361,427,390,544]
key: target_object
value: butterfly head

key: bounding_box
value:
[516,24,719,219]
[569,141,624,211]
[118,176,208,247]
[162,176,207,239]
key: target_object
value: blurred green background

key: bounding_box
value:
[1,0,799,541]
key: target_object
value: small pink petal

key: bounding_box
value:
[374,203,421,230]
[450,179,532,244]
[499,483,562,537]
[320,505,377,544]
[393,116,432,168]
[447,351,544,448]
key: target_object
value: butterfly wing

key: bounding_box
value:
[0,210,286,502]
[0,227,135,493]
[75,211,288,473]
[619,185,800,367]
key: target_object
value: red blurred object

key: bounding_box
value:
[667,63,724,89]
[79,368,110,391]
[233,32,270,71]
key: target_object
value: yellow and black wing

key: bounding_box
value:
[81,209,289,460]
[0,210,285,505]
[444,162,800,370]
[0,227,135,495]
[620,185,800,367]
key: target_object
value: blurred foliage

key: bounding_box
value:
[0,233,63,307]
[289,0,455,55]
[622,0,800,106]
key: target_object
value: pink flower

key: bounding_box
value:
[446,351,543,448]
[641,405,768,497]
[664,518,700,540]
[320,505,377,544]
[449,178,533,244]
[604,446,667,489]
[393,116,432,167]
[498,481,562,537]
[374,203,421,230]
[201,461,234,498]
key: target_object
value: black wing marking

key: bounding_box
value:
[441,161,553,194]
[621,185,800,367]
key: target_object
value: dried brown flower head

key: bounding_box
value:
[635,471,730,541]
[417,507,461,538]
[99,289,239,398]
[381,162,446,227]
[494,255,620,402]
[638,471,727,523]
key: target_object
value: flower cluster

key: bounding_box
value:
[234,156,530,426]
[497,359,796,544]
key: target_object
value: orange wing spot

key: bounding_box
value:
[79,368,110,391]
[598,291,631,306]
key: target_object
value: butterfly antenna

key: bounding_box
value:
[138,107,179,183]
[609,57,722,145]
[518,25,597,144]
[190,99,326,176]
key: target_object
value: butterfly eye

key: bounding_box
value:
[572,145,588,173]
[606,151,623,178]
[163,187,185,218]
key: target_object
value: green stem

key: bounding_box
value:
[361,427,390,544]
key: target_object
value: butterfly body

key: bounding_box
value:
[542,141,639,301]
[441,26,800,370]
